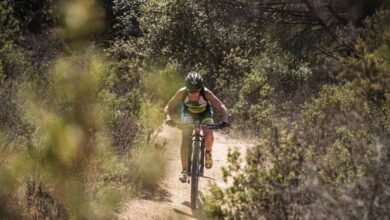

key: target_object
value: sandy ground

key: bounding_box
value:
[118,125,255,220]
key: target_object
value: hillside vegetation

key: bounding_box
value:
[0,0,389,219]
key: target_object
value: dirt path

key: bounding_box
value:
[118,125,255,220]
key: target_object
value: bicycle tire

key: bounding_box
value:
[191,141,200,209]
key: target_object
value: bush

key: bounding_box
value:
[205,13,390,218]
[0,9,165,218]
[111,0,145,38]
[229,61,275,134]
[0,2,29,143]
[205,128,307,219]
[11,0,59,31]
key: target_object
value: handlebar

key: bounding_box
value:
[166,120,229,130]
[176,123,218,130]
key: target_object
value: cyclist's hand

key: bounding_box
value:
[165,119,176,127]
[217,121,230,129]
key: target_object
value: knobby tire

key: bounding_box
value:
[191,141,200,209]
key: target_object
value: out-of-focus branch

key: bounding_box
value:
[302,0,338,40]
[327,4,348,25]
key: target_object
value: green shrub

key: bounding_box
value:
[230,64,275,134]
[0,0,186,218]
[110,0,145,38]
[0,2,25,78]
[142,61,183,103]
[11,0,59,31]
[205,128,307,219]
[205,16,389,218]
[0,2,28,142]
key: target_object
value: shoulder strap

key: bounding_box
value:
[181,88,188,102]
[200,87,208,102]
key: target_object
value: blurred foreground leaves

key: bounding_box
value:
[0,0,166,218]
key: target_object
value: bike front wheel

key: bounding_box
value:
[190,141,200,209]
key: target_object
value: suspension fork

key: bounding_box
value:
[188,140,203,174]
[194,123,205,176]
[188,123,203,175]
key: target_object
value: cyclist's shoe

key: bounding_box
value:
[179,170,188,183]
[205,151,213,169]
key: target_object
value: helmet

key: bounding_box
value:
[185,72,203,90]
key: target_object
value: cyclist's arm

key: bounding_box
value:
[164,87,186,120]
[204,88,229,122]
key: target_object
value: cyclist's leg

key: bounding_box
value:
[181,128,192,171]
[201,105,214,151]
[200,106,214,168]
[203,126,214,169]
[180,104,193,177]
[202,122,214,151]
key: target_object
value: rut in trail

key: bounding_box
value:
[118,125,255,220]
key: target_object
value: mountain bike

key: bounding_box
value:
[176,122,223,209]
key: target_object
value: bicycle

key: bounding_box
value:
[174,121,224,209]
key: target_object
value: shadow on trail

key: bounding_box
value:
[140,185,172,202]
[173,205,208,220]
[173,208,193,218]
[200,175,216,181]
[172,193,208,220]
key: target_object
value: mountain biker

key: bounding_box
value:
[164,71,229,182]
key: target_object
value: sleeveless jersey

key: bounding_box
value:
[182,88,209,114]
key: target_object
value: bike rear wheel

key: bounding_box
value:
[191,141,200,209]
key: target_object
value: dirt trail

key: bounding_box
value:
[118,125,255,220]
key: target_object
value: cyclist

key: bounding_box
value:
[164,71,229,182]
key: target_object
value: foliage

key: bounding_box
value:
[0,2,28,142]
[0,2,24,79]
[111,0,145,38]
[205,129,306,219]
[1,0,390,218]
[140,0,260,89]
[140,0,209,67]
[229,59,275,133]
[205,6,389,219]
[206,78,387,218]
[0,53,121,219]
[104,49,143,153]
[142,61,183,103]
[11,0,59,31]
[0,1,165,218]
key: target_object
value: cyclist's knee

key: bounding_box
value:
[203,128,214,136]
[204,129,214,137]
[205,132,214,139]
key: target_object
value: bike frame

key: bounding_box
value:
[175,121,219,209]
[187,122,206,176]
[182,122,217,209]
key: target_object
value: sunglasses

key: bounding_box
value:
[188,89,200,94]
